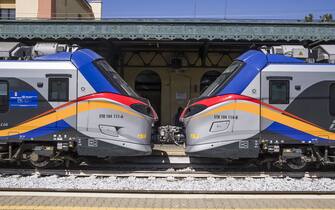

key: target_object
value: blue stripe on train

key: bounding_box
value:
[218,50,267,95]
[1,120,71,140]
[266,122,329,142]
[218,50,305,95]
[71,49,120,94]
[35,49,120,94]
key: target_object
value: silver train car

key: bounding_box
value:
[0,42,157,168]
[180,45,335,170]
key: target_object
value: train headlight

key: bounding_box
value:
[99,125,119,137]
[210,121,230,132]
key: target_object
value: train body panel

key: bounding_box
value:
[0,45,156,165]
[76,93,153,157]
[260,64,335,147]
[183,95,261,158]
[0,61,78,142]
[181,47,335,167]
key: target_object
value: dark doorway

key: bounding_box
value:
[135,70,162,125]
[200,70,221,94]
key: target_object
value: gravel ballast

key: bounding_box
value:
[0,175,334,192]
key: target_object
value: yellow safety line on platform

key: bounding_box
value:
[0,207,334,210]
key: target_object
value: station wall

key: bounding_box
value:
[121,50,240,125]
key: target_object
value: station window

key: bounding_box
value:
[48,78,69,102]
[269,80,289,104]
[0,81,9,113]
[0,9,15,20]
[330,84,335,115]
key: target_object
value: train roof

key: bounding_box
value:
[238,45,335,66]
[34,48,102,62]
[237,50,306,66]
[0,43,103,66]
[29,48,120,94]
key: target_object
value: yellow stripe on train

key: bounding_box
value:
[196,101,335,140]
[0,101,142,137]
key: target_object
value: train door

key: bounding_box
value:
[76,69,97,137]
[231,73,261,158]
[170,72,191,125]
[260,69,292,142]
[0,80,11,137]
[47,73,77,138]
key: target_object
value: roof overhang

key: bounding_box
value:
[0,19,334,41]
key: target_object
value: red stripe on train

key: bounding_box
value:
[184,94,321,129]
[18,93,148,125]
[78,92,146,106]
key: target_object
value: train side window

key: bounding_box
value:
[269,80,289,104]
[0,81,8,113]
[330,84,335,115]
[48,78,69,102]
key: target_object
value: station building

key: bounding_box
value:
[0,0,97,19]
[0,0,335,125]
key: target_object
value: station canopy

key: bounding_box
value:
[0,19,334,42]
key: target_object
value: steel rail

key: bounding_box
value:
[0,188,333,195]
[0,168,335,179]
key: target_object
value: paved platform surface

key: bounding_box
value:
[0,192,334,210]
[153,144,185,156]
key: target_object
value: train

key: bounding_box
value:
[2,41,335,171]
[179,45,335,170]
[0,42,157,168]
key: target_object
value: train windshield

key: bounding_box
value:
[94,60,139,98]
[199,61,244,97]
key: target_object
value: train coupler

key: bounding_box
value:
[158,125,185,145]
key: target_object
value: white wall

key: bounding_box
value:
[16,0,39,19]
[90,1,102,19]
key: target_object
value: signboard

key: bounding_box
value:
[10,91,38,108]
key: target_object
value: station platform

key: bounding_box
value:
[0,191,334,210]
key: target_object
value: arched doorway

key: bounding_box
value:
[200,70,221,94]
[135,70,162,125]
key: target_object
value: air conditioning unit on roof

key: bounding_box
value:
[0,42,23,58]
[312,45,335,63]
[270,45,309,59]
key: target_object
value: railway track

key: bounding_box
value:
[0,188,334,195]
[0,168,334,194]
[0,168,335,179]
[0,147,332,194]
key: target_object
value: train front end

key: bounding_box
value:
[180,50,266,158]
[72,50,158,157]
